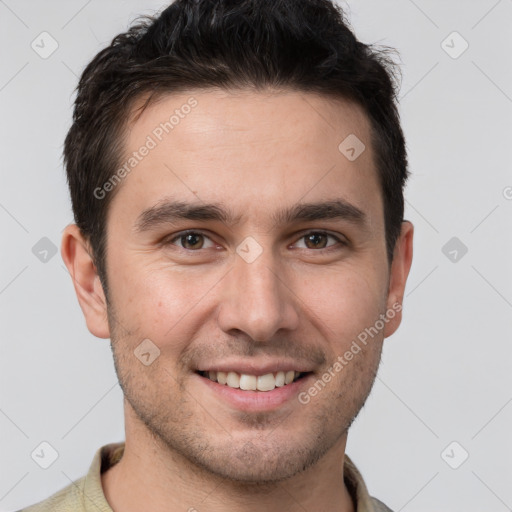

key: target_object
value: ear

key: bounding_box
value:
[383,221,414,338]
[61,224,110,339]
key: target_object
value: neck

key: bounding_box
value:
[102,404,355,512]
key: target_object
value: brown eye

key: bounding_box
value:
[180,233,204,249]
[294,231,344,250]
[304,233,328,249]
[168,231,215,250]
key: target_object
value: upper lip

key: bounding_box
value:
[196,360,314,376]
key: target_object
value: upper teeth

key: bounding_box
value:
[204,370,301,392]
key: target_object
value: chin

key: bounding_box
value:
[186,433,332,485]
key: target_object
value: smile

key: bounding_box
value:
[197,370,307,392]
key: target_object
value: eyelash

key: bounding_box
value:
[164,230,347,252]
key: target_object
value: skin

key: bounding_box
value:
[62,89,413,512]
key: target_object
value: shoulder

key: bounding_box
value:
[17,442,123,512]
[344,454,394,512]
[17,475,87,512]
[370,496,395,512]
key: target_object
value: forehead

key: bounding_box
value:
[111,88,381,229]
[129,88,372,153]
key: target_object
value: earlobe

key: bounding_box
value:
[61,224,111,339]
[383,221,414,338]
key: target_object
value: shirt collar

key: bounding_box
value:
[82,442,380,512]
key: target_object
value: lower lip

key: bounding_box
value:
[196,373,313,412]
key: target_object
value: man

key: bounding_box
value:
[22,0,413,510]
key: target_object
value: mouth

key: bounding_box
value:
[196,370,310,392]
[194,369,314,412]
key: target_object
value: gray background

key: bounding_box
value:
[1,0,511,510]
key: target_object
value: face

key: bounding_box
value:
[79,89,410,483]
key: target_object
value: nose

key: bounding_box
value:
[216,247,300,342]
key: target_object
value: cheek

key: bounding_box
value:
[298,263,388,346]
[110,258,225,348]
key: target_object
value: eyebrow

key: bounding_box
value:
[134,198,368,233]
